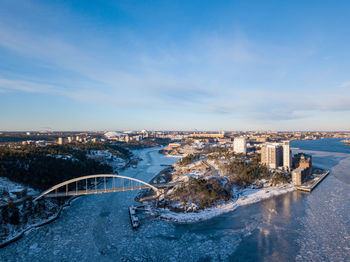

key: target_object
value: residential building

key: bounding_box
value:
[261,143,283,169]
[291,167,309,185]
[282,141,292,171]
[233,137,247,154]
[58,137,63,145]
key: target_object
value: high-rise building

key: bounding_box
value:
[282,141,291,171]
[261,143,283,169]
[58,137,63,145]
[233,137,247,154]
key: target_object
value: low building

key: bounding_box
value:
[291,166,309,185]
[293,153,312,169]
[168,143,182,148]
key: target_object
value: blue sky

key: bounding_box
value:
[0,0,349,131]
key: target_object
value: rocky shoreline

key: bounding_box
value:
[157,184,296,223]
[0,196,78,248]
[0,154,141,249]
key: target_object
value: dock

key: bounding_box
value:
[296,170,330,193]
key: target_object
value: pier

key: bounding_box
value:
[296,170,330,193]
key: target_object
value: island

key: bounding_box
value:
[141,140,329,223]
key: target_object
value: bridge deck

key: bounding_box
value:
[44,182,181,198]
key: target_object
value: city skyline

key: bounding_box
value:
[1,0,350,131]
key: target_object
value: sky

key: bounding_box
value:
[0,0,349,131]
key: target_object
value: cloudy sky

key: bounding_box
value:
[0,0,349,131]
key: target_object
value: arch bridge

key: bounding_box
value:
[33,174,164,202]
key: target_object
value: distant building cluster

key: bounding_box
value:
[190,133,225,138]
[2,129,348,189]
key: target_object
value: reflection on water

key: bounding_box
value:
[231,139,350,261]
[292,190,304,203]
[282,193,291,218]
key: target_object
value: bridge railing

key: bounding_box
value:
[34,174,160,201]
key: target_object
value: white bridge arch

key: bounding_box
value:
[34,174,160,201]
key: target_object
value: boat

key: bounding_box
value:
[128,206,140,229]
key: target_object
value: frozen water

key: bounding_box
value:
[1,141,349,261]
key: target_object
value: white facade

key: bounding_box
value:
[282,140,291,171]
[233,137,247,154]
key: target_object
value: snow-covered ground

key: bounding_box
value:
[0,177,38,206]
[159,184,295,222]
[1,145,349,261]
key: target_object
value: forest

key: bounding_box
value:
[0,143,131,190]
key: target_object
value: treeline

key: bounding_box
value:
[225,155,288,186]
[225,155,269,186]
[0,196,60,241]
[0,134,59,143]
[178,153,200,166]
[43,142,132,160]
[0,145,115,190]
[169,178,231,209]
[1,197,51,226]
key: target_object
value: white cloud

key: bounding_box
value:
[340,82,350,88]
[0,14,349,129]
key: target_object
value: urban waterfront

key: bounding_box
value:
[1,1,350,261]
[1,139,349,261]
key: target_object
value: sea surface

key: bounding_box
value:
[1,140,349,261]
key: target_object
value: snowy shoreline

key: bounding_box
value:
[0,195,79,248]
[158,184,296,223]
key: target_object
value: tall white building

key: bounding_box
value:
[233,137,247,154]
[282,140,292,171]
[58,137,63,145]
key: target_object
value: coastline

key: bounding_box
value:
[0,147,157,248]
[0,195,79,248]
[157,154,296,223]
[0,160,137,249]
[158,184,296,223]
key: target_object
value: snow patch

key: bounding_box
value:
[159,184,296,223]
